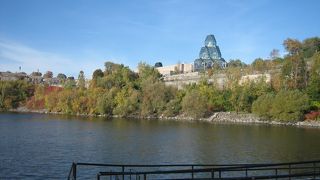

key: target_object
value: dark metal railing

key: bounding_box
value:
[67,160,320,180]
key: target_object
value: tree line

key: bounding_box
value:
[0,37,319,121]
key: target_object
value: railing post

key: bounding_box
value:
[245,168,248,177]
[211,169,214,178]
[97,173,100,180]
[122,166,125,180]
[191,165,194,179]
[72,163,77,180]
[313,162,316,179]
[144,174,147,180]
[275,168,278,180]
[288,164,291,180]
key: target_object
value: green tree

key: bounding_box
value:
[78,70,86,89]
[301,37,320,58]
[230,85,251,113]
[252,58,267,72]
[198,81,225,112]
[252,93,275,119]
[56,89,74,114]
[0,82,10,109]
[64,77,76,89]
[105,61,123,75]
[31,71,42,76]
[270,90,309,122]
[43,71,53,79]
[99,62,137,89]
[227,59,247,68]
[283,38,302,55]
[45,91,60,112]
[164,97,182,117]
[97,87,118,116]
[230,80,272,113]
[57,73,67,84]
[181,89,207,119]
[307,52,320,107]
[90,69,104,88]
[225,67,242,89]
[140,77,175,117]
[281,55,307,89]
[0,81,32,110]
[93,69,104,79]
[138,62,161,81]
[113,86,140,117]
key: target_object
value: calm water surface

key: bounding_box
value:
[0,113,320,179]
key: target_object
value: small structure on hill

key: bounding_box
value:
[154,62,163,67]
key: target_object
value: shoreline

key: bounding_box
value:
[7,107,320,128]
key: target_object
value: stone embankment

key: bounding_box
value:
[206,112,320,127]
[159,112,268,124]
[10,107,49,114]
[159,112,320,128]
[206,112,264,123]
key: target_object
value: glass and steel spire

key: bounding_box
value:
[194,35,226,71]
[204,35,217,47]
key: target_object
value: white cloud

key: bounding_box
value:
[0,39,103,78]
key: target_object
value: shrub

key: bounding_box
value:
[305,111,320,121]
[252,93,275,119]
[182,90,208,119]
[163,98,182,117]
[252,90,310,122]
[270,90,309,122]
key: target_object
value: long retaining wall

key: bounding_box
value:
[162,72,270,89]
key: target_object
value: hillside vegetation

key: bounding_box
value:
[1,37,319,121]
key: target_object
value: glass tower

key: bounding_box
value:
[194,35,226,71]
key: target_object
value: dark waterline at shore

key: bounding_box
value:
[1,112,320,179]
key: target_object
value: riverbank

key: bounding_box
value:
[8,107,320,128]
[158,112,320,128]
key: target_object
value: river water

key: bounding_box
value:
[0,112,320,179]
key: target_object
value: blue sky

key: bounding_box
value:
[0,0,319,78]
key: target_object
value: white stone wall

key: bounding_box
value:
[239,73,271,85]
[156,63,194,75]
[162,73,271,90]
[156,65,176,75]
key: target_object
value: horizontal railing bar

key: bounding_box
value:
[243,166,318,171]
[217,171,320,180]
[74,159,320,168]
[97,165,256,176]
[98,171,320,180]
[75,162,239,167]
[98,165,320,176]
[203,166,320,172]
